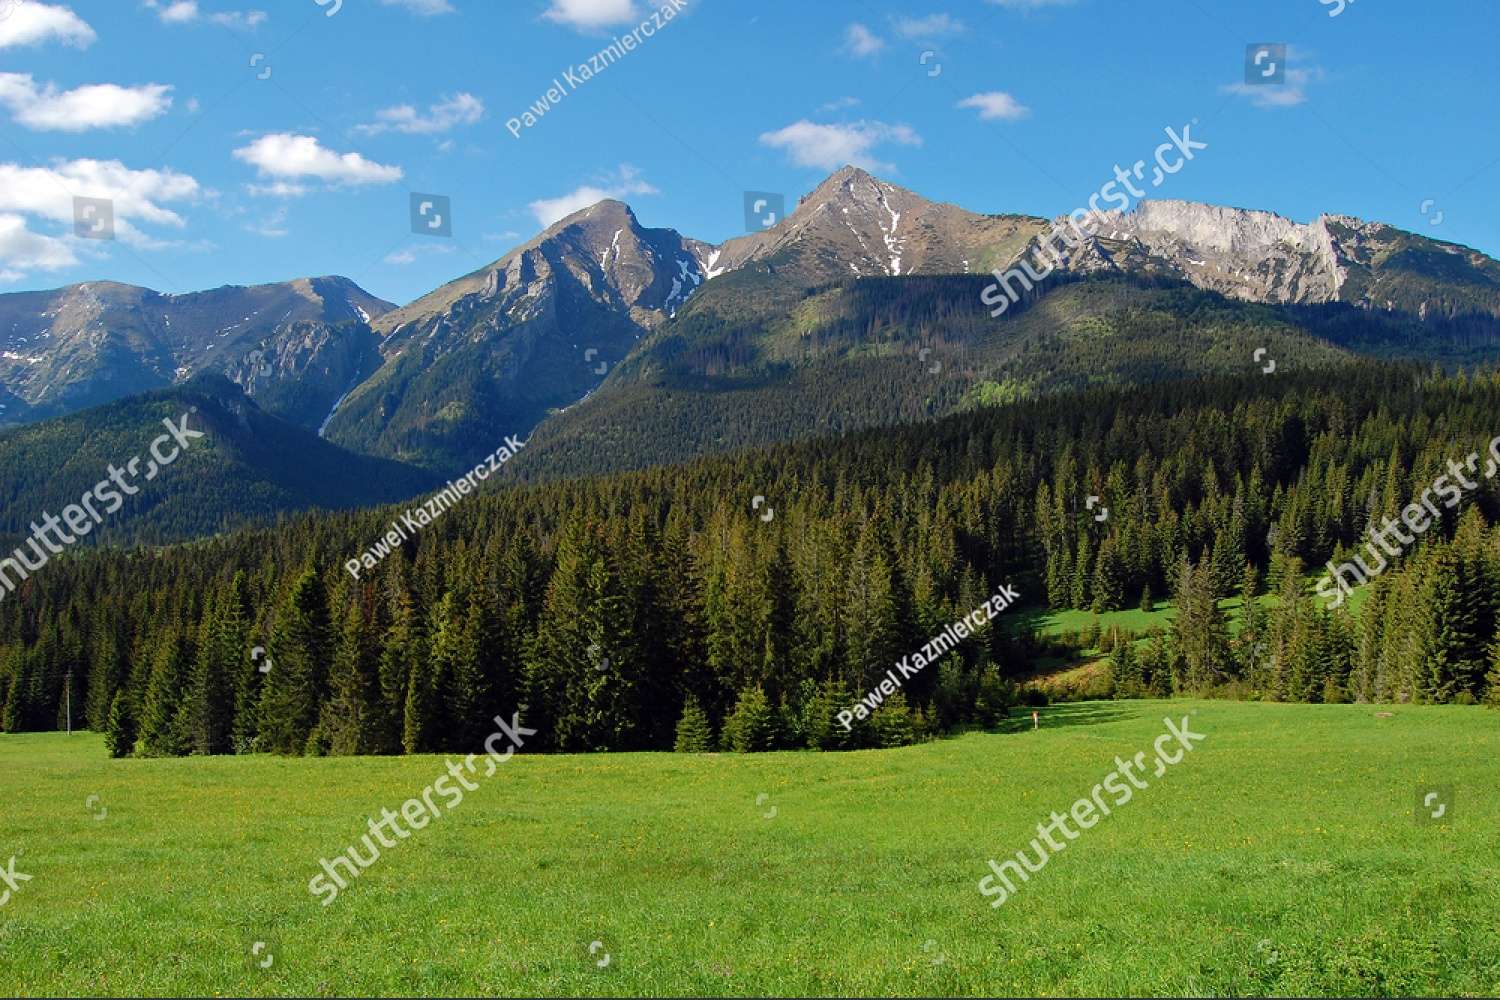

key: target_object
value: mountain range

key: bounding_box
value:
[3,165,1500,533]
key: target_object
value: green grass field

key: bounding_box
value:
[2,700,1496,997]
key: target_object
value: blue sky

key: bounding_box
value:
[0,0,1496,305]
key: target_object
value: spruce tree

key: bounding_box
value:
[105,690,136,758]
[188,590,236,755]
[672,696,714,752]
[323,597,381,755]
[872,691,915,748]
[137,628,191,756]
[257,570,334,755]
[723,685,775,752]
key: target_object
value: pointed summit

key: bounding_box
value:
[711,166,1047,280]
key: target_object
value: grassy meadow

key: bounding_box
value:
[1,699,1496,997]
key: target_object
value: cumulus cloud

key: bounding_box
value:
[818,96,861,113]
[143,0,267,28]
[354,92,483,136]
[378,0,455,15]
[892,13,964,38]
[0,213,76,281]
[384,242,455,265]
[1221,63,1325,109]
[759,119,921,172]
[528,164,657,228]
[0,1,96,48]
[0,157,200,279]
[987,0,1075,8]
[957,91,1030,122]
[0,73,172,131]
[246,181,307,198]
[842,22,884,58]
[232,134,403,189]
[543,0,638,29]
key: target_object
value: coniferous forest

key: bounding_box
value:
[3,361,1499,757]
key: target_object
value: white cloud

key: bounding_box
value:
[957,91,1030,122]
[354,92,483,136]
[245,205,287,238]
[528,164,657,228]
[987,0,1075,8]
[818,96,861,113]
[0,157,200,279]
[1221,65,1323,109]
[543,0,637,30]
[143,0,266,28]
[246,181,307,198]
[842,22,884,58]
[232,134,403,189]
[384,242,455,265]
[379,0,455,15]
[0,1,95,49]
[0,73,172,131]
[0,213,76,281]
[758,119,921,173]
[892,13,963,38]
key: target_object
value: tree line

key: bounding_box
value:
[2,361,1498,757]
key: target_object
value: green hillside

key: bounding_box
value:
[0,375,439,546]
